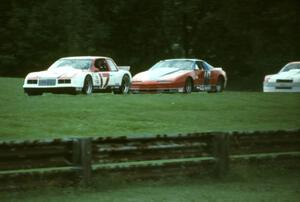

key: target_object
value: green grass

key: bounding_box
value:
[0,77,300,201]
[1,163,299,202]
[0,77,300,141]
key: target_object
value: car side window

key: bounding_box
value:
[95,59,109,72]
[107,59,118,71]
[196,61,205,70]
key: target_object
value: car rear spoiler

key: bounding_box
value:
[214,67,223,70]
[118,66,130,71]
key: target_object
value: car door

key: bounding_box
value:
[195,61,210,91]
[106,59,122,87]
[89,60,102,89]
[94,58,115,89]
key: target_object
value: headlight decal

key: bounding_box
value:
[58,79,71,84]
[27,79,38,84]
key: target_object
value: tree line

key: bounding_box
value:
[0,0,299,89]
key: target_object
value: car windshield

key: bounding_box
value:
[150,60,195,70]
[280,63,300,72]
[48,59,92,70]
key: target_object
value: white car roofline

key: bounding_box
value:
[163,58,203,62]
[60,56,112,60]
[287,61,300,65]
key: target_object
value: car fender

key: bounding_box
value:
[72,72,94,88]
[179,71,195,81]
[171,72,195,87]
[210,69,226,86]
[116,69,132,84]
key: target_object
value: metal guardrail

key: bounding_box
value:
[0,129,299,187]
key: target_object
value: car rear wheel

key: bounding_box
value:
[113,75,130,94]
[216,77,225,92]
[82,76,93,95]
[183,78,193,94]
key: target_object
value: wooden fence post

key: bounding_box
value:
[73,138,92,185]
[73,139,81,166]
[213,133,229,178]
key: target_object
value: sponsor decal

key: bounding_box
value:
[100,72,110,88]
[204,71,210,85]
[93,74,101,86]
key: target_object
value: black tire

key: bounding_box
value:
[82,76,93,95]
[216,77,225,93]
[183,78,193,94]
[113,75,130,94]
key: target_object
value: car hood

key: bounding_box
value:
[269,69,300,81]
[133,68,190,81]
[26,67,83,79]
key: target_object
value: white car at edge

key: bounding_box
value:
[263,61,300,92]
[23,56,132,95]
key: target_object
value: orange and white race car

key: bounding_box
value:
[23,56,132,95]
[131,59,227,93]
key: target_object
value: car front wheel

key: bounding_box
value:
[82,76,93,95]
[183,78,193,94]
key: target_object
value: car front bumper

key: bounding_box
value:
[24,87,82,94]
[263,82,300,92]
[23,77,84,94]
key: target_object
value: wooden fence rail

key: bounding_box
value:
[0,129,299,187]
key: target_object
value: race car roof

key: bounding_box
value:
[60,56,111,60]
[163,58,204,62]
[288,61,300,64]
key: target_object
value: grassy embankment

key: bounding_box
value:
[0,77,300,201]
[0,77,299,141]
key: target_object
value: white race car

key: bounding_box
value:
[23,56,132,95]
[263,61,300,92]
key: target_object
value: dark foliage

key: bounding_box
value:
[0,0,299,89]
